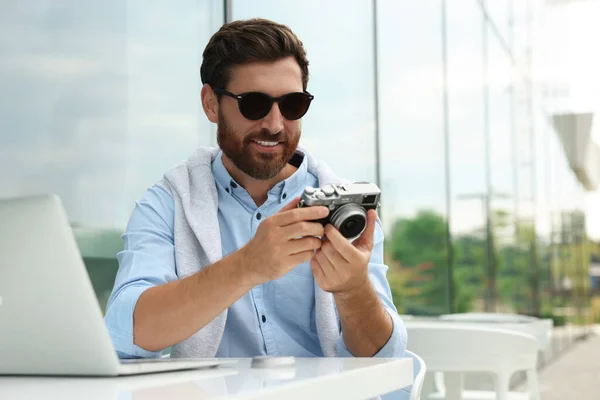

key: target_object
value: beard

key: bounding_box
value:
[217,111,300,180]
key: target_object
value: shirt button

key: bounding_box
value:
[231,181,238,189]
[262,315,267,323]
[282,193,287,199]
[256,213,262,220]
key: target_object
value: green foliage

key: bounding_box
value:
[539,311,567,327]
[497,243,533,313]
[384,207,551,315]
[386,211,450,314]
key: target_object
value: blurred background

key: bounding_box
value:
[1,0,600,349]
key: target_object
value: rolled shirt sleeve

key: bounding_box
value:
[103,185,177,359]
[336,221,408,358]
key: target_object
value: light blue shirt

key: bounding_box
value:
[104,151,406,359]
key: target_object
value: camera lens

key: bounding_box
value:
[330,203,367,241]
[340,216,365,239]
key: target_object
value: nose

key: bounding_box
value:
[260,101,285,134]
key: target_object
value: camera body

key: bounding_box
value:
[298,182,381,241]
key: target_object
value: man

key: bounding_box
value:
[104,18,407,359]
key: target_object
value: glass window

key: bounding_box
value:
[0,1,224,310]
[447,1,488,313]
[232,0,377,183]
[488,28,524,314]
[548,106,577,346]
[511,0,530,74]
[535,89,556,322]
[486,0,510,45]
[377,0,450,315]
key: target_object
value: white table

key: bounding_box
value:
[0,357,413,400]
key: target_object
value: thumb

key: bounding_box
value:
[278,196,301,213]
[354,209,377,251]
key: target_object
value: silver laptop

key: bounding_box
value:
[0,194,236,376]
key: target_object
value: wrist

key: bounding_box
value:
[334,276,373,305]
[235,246,262,287]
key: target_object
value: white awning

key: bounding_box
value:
[552,112,600,191]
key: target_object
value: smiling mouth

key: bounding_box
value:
[252,140,281,147]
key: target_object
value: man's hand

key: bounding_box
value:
[310,209,377,295]
[310,209,393,356]
[240,197,329,285]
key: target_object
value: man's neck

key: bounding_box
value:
[221,155,298,207]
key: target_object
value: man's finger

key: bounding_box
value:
[277,196,301,213]
[320,240,346,271]
[315,249,335,277]
[288,236,322,255]
[353,209,377,251]
[310,256,327,281]
[289,250,317,267]
[275,205,329,227]
[323,224,357,262]
[281,221,325,240]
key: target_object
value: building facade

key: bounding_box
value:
[1,1,596,341]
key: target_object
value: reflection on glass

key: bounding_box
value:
[232,0,377,183]
[487,27,530,315]
[0,0,592,334]
[486,0,510,45]
[447,1,488,312]
[377,0,449,315]
[0,1,223,309]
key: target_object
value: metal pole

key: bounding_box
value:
[508,0,520,242]
[372,0,381,190]
[441,0,455,313]
[525,0,541,317]
[482,3,496,312]
[224,0,232,23]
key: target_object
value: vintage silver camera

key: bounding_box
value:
[298,182,381,241]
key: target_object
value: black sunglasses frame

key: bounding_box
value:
[211,86,314,121]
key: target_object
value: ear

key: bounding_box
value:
[201,83,219,123]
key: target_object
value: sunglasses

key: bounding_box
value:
[211,86,314,121]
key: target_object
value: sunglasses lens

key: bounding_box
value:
[239,92,272,120]
[280,93,313,120]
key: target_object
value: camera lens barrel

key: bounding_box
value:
[329,203,367,241]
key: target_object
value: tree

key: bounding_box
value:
[384,208,570,316]
[453,234,486,312]
[497,242,533,313]
[386,210,450,315]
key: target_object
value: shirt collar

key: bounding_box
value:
[212,149,308,204]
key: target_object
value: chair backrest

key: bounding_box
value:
[402,350,426,400]
[439,313,554,351]
[439,312,538,323]
[405,321,538,373]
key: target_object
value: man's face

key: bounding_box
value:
[216,57,304,180]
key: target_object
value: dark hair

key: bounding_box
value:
[200,18,310,91]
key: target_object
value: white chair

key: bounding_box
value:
[379,349,426,400]
[406,321,540,400]
[402,350,427,400]
[439,313,554,356]
[439,313,538,323]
